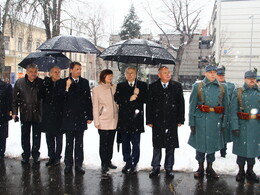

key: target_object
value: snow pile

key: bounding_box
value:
[5,92,259,175]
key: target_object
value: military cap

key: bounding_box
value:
[205,64,217,72]
[244,68,257,79]
[217,66,226,75]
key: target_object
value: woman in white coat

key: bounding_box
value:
[92,69,118,174]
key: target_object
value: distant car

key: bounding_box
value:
[89,80,98,89]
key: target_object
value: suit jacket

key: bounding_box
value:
[114,80,147,134]
[146,79,185,148]
[62,77,93,132]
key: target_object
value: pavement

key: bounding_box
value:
[0,158,259,195]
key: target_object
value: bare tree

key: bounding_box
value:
[144,0,201,81]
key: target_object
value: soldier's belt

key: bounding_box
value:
[237,112,260,120]
[197,105,224,114]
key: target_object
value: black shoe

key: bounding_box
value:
[102,165,109,172]
[130,167,137,175]
[64,166,72,174]
[122,166,130,174]
[236,170,245,182]
[206,167,219,179]
[21,158,29,164]
[108,163,117,169]
[246,170,259,182]
[54,159,60,166]
[45,158,55,167]
[33,157,40,164]
[0,155,5,160]
[75,166,85,174]
[149,168,160,178]
[166,170,174,178]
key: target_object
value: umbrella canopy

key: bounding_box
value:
[37,35,100,54]
[18,51,71,72]
[99,39,175,65]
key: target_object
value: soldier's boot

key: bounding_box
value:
[194,162,204,179]
[206,162,219,179]
[236,165,245,182]
[246,165,259,182]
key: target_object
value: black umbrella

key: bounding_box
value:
[18,51,71,71]
[37,35,101,54]
[99,39,175,65]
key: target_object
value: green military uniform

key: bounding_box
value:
[230,69,259,182]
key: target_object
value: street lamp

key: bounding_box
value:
[249,15,254,70]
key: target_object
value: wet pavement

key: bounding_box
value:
[0,158,259,195]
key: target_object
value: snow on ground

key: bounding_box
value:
[5,92,259,175]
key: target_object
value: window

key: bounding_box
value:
[18,38,23,52]
[4,36,10,50]
[27,40,32,53]
[18,66,23,73]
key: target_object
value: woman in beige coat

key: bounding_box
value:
[92,69,118,174]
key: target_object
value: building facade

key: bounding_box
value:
[209,0,260,86]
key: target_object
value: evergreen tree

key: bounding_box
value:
[119,4,141,40]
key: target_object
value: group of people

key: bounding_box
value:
[0,61,259,182]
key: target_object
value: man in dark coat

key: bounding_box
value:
[62,62,93,175]
[41,66,66,167]
[114,67,147,174]
[0,79,12,159]
[146,66,185,178]
[12,64,43,164]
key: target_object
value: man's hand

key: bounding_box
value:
[130,94,137,101]
[232,130,240,137]
[147,124,153,127]
[178,124,182,127]
[133,87,139,95]
[12,115,17,120]
[95,125,100,129]
[66,79,72,91]
[87,120,92,124]
[190,126,196,134]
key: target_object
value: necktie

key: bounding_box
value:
[163,83,167,89]
[130,83,133,87]
[75,79,78,83]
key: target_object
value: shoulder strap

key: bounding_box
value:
[218,82,225,106]
[237,87,244,111]
[197,82,205,104]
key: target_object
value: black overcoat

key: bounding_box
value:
[0,80,12,138]
[62,77,93,132]
[12,75,43,122]
[40,77,66,135]
[146,79,185,148]
[114,80,147,134]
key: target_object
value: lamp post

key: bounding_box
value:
[249,15,254,70]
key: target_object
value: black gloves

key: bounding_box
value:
[232,130,240,137]
[190,126,196,134]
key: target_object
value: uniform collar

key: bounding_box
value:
[243,83,259,91]
[203,77,219,86]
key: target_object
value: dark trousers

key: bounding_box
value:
[21,122,41,159]
[0,122,8,157]
[196,151,215,163]
[46,133,63,160]
[121,132,141,168]
[64,131,84,167]
[236,156,255,166]
[98,129,116,166]
[151,147,175,171]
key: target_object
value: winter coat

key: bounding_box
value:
[12,75,43,123]
[146,79,185,148]
[61,77,93,132]
[40,77,66,135]
[230,83,260,158]
[0,80,12,138]
[114,80,147,134]
[188,78,229,154]
[92,83,118,130]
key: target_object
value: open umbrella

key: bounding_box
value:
[18,51,71,72]
[99,39,175,65]
[37,35,101,54]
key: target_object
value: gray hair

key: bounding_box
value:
[26,63,38,71]
[125,66,137,74]
[49,66,61,73]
